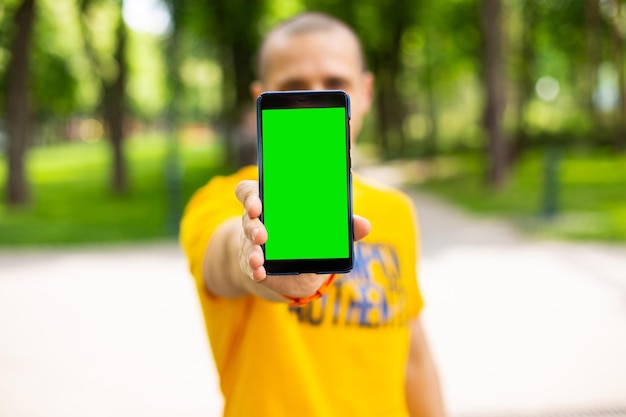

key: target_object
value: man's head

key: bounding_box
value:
[251,12,374,141]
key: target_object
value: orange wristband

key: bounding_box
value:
[282,274,337,307]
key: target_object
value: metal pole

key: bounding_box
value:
[541,145,560,219]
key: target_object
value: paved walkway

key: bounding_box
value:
[359,164,626,417]
[1,164,626,417]
[0,244,222,417]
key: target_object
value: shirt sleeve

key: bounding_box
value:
[179,167,257,286]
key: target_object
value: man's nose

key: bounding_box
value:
[309,81,325,90]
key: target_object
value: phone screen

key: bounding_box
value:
[257,91,352,274]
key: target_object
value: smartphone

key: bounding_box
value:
[257,90,353,275]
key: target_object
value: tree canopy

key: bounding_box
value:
[1,0,625,205]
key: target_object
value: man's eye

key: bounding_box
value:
[281,81,308,91]
[325,78,348,89]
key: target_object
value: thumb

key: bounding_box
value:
[353,214,371,242]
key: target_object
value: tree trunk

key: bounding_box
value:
[512,0,536,163]
[374,78,392,155]
[586,0,601,116]
[480,0,508,188]
[423,29,439,156]
[103,16,128,194]
[4,0,36,206]
[373,69,406,157]
[372,11,409,157]
[226,34,258,168]
[612,3,626,153]
[164,2,183,235]
[79,0,128,193]
[209,0,262,169]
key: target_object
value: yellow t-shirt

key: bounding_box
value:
[180,165,423,417]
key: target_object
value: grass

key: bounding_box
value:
[415,148,626,242]
[3,138,624,246]
[0,133,228,246]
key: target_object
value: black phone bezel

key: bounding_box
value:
[256,90,353,275]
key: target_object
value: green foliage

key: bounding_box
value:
[1,0,619,149]
[31,49,80,119]
[0,0,24,113]
[126,30,168,118]
[29,0,99,117]
[262,0,305,29]
[81,0,123,83]
[0,135,226,246]
[2,0,626,243]
[417,149,626,242]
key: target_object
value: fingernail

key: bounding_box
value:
[250,228,259,241]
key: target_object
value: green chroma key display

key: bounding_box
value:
[258,90,353,274]
[262,107,348,259]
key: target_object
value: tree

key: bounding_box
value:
[480,0,508,188]
[303,0,420,157]
[585,0,601,117]
[367,0,419,156]
[606,0,626,152]
[3,0,36,206]
[421,26,440,156]
[511,0,537,161]
[203,0,264,168]
[162,0,184,234]
[105,15,128,193]
[79,0,129,194]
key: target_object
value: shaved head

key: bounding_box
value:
[256,12,366,80]
[250,12,374,142]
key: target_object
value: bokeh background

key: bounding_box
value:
[0,0,624,243]
[1,0,625,416]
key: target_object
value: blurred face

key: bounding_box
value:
[251,29,374,142]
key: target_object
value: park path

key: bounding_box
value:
[1,162,625,417]
[359,163,626,417]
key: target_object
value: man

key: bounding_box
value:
[180,12,446,417]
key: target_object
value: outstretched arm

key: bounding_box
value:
[202,180,371,302]
[406,318,447,417]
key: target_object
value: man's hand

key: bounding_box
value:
[235,180,371,299]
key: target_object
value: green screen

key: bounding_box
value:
[262,107,349,260]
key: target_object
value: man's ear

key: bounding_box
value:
[250,81,264,100]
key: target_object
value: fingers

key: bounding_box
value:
[235,181,267,244]
[239,231,267,282]
[236,180,268,282]
[248,246,267,282]
[235,180,262,219]
[353,214,371,242]
[242,217,268,246]
[236,180,371,285]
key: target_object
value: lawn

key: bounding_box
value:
[0,133,228,246]
[415,148,626,242]
[3,139,624,246]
